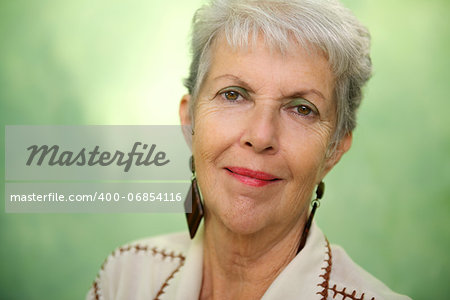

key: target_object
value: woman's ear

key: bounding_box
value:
[179,94,193,149]
[320,132,353,181]
[179,94,192,126]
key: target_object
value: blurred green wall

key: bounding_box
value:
[1,0,449,299]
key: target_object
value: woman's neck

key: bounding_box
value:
[199,214,306,300]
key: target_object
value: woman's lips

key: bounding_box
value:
[225,167,280,187]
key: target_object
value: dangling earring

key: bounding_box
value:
[297,181,325,254]
[184,155,204,239]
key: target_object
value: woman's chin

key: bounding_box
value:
[213,208,272,237]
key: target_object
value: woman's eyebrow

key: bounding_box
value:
[284,89,327,102]
[213,74,327,102]
[212,74,255,93]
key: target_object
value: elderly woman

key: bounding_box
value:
[88,0,410,299]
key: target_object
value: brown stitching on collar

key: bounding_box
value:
[91,244,186,300]
[92,281,100,300]
[316,238,332,300]
[154,255,186,300]
[328,284,375,300]
[317,238,375,300]
[314,240,376,300]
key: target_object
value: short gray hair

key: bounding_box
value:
[184,0,372,144]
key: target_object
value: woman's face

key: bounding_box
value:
[180,36,351,236]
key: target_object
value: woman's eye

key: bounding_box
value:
[223,90,241,101]
[296,105,312,115]
[218,87,248,102]
[287,98,318,118]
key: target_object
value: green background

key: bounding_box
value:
[1,0,449,299]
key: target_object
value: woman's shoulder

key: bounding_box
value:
[86,231,191,300]
[328,244,411,300]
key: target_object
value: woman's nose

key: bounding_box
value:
[239,105,279,154]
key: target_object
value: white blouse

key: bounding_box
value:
[87,224,411,300]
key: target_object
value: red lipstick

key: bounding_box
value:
[225,167,280,187]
